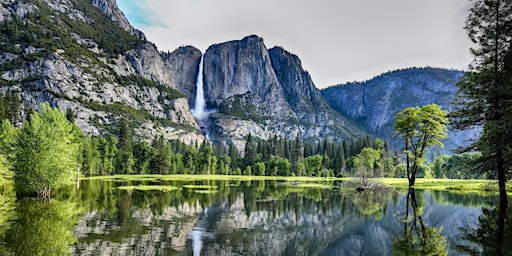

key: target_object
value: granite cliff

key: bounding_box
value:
[199,35,362,150]
[0,0,204,143]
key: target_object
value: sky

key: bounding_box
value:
[117,0,473,88]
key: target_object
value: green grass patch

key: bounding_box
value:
[378,178,512,194]
[192,190,218,194]
[86,175,512,194]
[84,174,342,183]
[183,185,218,190]
[282,182,332,189]
[117,185,179,192]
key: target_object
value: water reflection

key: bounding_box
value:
[187,207,215,256]
[457,194,512,255]
[4,198,80,255]
[3,179,492,255]
[0,185,15,253]
[351,189,392,219]
[393,189,448,256]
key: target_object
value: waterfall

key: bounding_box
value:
[192,54,209,121]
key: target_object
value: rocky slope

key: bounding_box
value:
[200,35,362,150]
[321,67,481,154]
[0,0,204,143]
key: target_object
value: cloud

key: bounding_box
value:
[117,0,168,28]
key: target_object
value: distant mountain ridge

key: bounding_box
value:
[321,67,481,154]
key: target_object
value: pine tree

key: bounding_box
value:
[451,2,512,250]
[291,134,302,164]
[452,0,512,197]
[118,120,132,153]
[243,133,258,167]
[150,135,171,174]
[65,108,75,124]
[228,144,239,170]
[4,93,20,125]
[343,139,351,158]
[116,121,134,174]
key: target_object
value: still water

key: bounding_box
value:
[0,179,510,255]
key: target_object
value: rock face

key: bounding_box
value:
[321,68,480,154]
[164,46,202,108]
[201,35,362,150]
[0,0,204,144]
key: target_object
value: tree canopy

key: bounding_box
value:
[394,104,448,187]
[13,103,80,198]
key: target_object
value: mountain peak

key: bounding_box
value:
[90,0,146,39]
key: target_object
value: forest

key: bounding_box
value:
[0,92,480,190]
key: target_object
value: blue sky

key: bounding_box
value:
[117,0,472,88]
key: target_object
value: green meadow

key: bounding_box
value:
[83,174,511,194]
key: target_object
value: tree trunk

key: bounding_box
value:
[496,147,507,255]
[408,176,416,187]
[36,187,51,201]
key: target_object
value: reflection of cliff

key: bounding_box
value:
[73,201,203,255]
[70,182,484,255]
[198,191,481,255]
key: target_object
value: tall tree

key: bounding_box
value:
[13,103,80,198]
[150,135,171,174]
[116,121,134,174]
[451,0,512,228]
[118,120,132,153]
[291,133,303,164]
[394,104,448,187]
[243,133,258,168]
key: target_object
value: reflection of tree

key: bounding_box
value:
[394,189,448,256]
[457,195,511,255]
[352,189,392,219]
[0,186,15,253]
[4,199,81,255]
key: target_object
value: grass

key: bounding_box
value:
[192,190,218,194]
[84,174,341,182]
[117,185,179,192]
[281,182,333,189]
[378,178,512,193]
[183,185,218,190]
[85,174,510,194]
